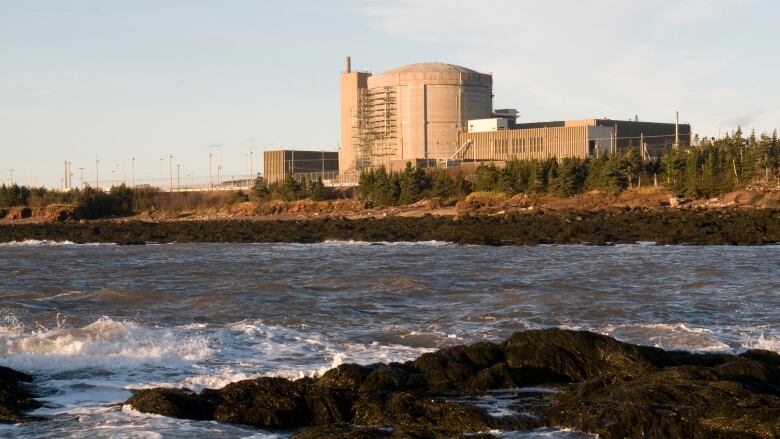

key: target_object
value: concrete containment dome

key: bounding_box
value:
[358,62,492,167]
[383,62,481,75]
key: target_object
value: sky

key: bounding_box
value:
[1,0,778,187]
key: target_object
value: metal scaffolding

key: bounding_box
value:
[353,86,397,173]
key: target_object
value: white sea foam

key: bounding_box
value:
[599,322,732,352]
[0,239,76,246]
[0,316,212,372]
[742,332,780,352]
[0,239,116,246]
[320,239,453,246]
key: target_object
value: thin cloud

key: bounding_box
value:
[357,0,773,136]
[26,89,52,97]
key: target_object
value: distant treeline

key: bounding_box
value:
[358,128,780,206]
[0,174,330,218]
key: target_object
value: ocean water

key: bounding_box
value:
[0,240,778,438]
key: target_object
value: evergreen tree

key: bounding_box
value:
[431,171,455,198]
[398,162,425,204]
[251,176,271,200]
[277,172,302,201]
[371,166,398,207]
[308,178,327,201]
[473,163,499,192]
[551,158,586,196]
[452,170,471,198]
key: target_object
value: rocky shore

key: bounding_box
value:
[124,329,780,438]
[0,365,40,423]
[2,208,780,245]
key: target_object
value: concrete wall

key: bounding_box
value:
[339,71,370,175]
[365,63,492,163]
[459,126,591,161]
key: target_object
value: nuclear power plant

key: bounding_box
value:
[342,56,691,174]
[266,57,692,184]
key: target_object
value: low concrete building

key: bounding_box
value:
[458,124,612,162]
[456,118,690,162]
[263,149,339,184]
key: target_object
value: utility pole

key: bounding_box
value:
[209,152,213,188]
[160,158,164,189]
[249,149,253,185]
[132,157,135,188]
[169,155,173,191]
[176,164,182,191]
[96,156,100,189]
[674,111,680,149]
[64,160,68,190]
[217,152,222,188]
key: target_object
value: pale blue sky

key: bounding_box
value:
[1,0,778,187]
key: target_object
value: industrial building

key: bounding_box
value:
[339,57,692,179]
[263,149,339,184]
[459,118,690,162]
[339,57,492,178]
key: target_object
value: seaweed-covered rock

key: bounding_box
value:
[0,365,41,423]
[411,341,505,392]
[545,366,780,439]
[125,387,214,420]
[124,329,780,438]
[352,391,498,431]
[503,328,664,382]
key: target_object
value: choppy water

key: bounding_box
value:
[0,240,778,438]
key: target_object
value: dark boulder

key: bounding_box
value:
[316,363,373,391]
[411,341,505,392]
[545,366,780,439]
[353,391,496,432]
[503,328,663,382]
[0,365,41,423]
[125,387,214,420]
[209,377,315,428]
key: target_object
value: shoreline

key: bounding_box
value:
[2,208,779,245]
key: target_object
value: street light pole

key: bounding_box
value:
[169,155,173,191]
[176,164,182,191]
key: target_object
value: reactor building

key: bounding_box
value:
[338,56,691,181]
[339,57,493,177]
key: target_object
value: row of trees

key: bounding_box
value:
[251,174,327,202]
[0,184,134,217]
[356,128,780,206]
[663,128,779,198]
